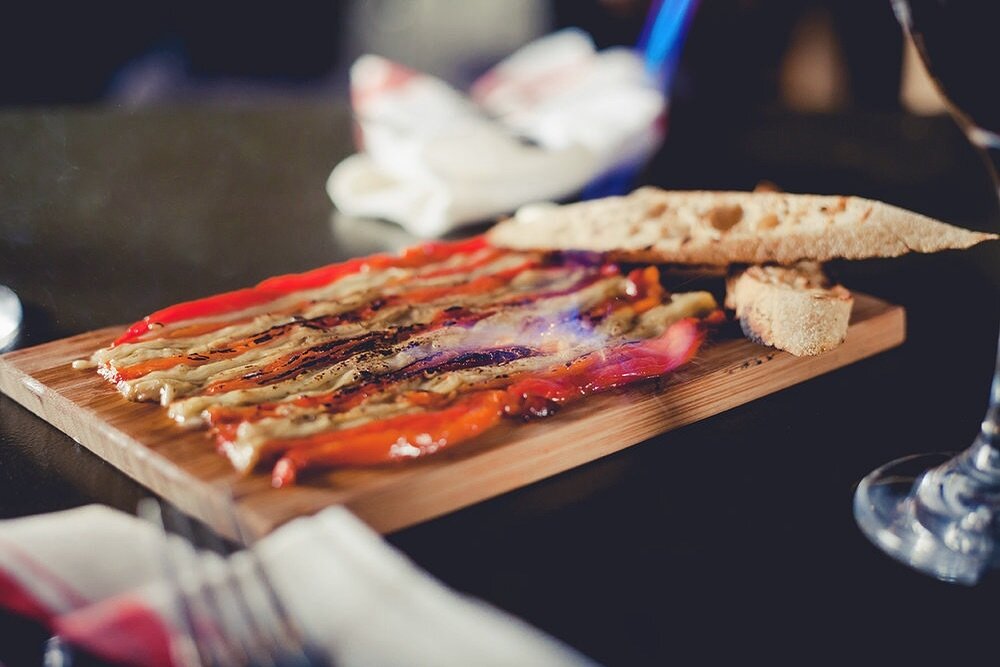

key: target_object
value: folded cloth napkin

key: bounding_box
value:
[327,28,665,238]
[0,505,594,667]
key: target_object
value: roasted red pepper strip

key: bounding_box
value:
[268,316,713,486]
[114,288,281,347]
[113,236,490,346]
[415,247,505,279]
[271,389,508,487]
[393,261,537,304]
[115,259,525,381]
[504,316,704,413]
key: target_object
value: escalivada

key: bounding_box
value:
[76,237,721,487]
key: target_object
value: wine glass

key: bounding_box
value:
[853,0,1000,585]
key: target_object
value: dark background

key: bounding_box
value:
[0,1,903,111]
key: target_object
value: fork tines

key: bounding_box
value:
[139,498,322,667]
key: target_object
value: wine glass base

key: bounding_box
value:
[854,453,991,585]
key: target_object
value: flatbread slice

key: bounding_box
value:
[488,188,997,266]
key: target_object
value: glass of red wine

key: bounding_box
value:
[853,0,1000,584]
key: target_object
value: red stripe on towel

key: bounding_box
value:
[56,595,176,667]
[0,568,54,624]
[0,537,89,611]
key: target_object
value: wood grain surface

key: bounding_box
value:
[0,295,904,540]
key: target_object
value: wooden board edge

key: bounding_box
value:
[0,351,251,540]
[251,302,907,534]
[0,300,906,539]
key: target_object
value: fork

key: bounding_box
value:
[139,498,324,667]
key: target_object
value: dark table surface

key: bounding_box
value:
[1,103,999,665]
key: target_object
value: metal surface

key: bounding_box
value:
[141,499,321,667]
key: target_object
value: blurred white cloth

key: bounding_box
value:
[328,29,665,237]
[0,505,594,667]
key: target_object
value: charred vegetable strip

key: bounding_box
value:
[85,238,722,485]
[271,390,508,486]
[268,317,708,486]
[114,236,489,346]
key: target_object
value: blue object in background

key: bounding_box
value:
[638,0,701,89]
[581,0,700,200]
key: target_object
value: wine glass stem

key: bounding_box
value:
[972,139,1000,453]
[855,5,1000,583]
[907,132,1000,569]
[978,136,1000,199]
[975,337,1000,451]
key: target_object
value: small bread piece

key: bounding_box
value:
[488,188,997,266]
[725,263,853,356]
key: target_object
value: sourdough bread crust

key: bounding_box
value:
[488,189,997,265]
[725,264,853,356]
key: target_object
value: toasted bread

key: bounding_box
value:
[488,188,997,265]
[725,263,853,356]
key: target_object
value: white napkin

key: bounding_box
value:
[328,29,665,238]
[0,505,594,667]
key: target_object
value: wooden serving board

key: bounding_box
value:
[0,295,904,539]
